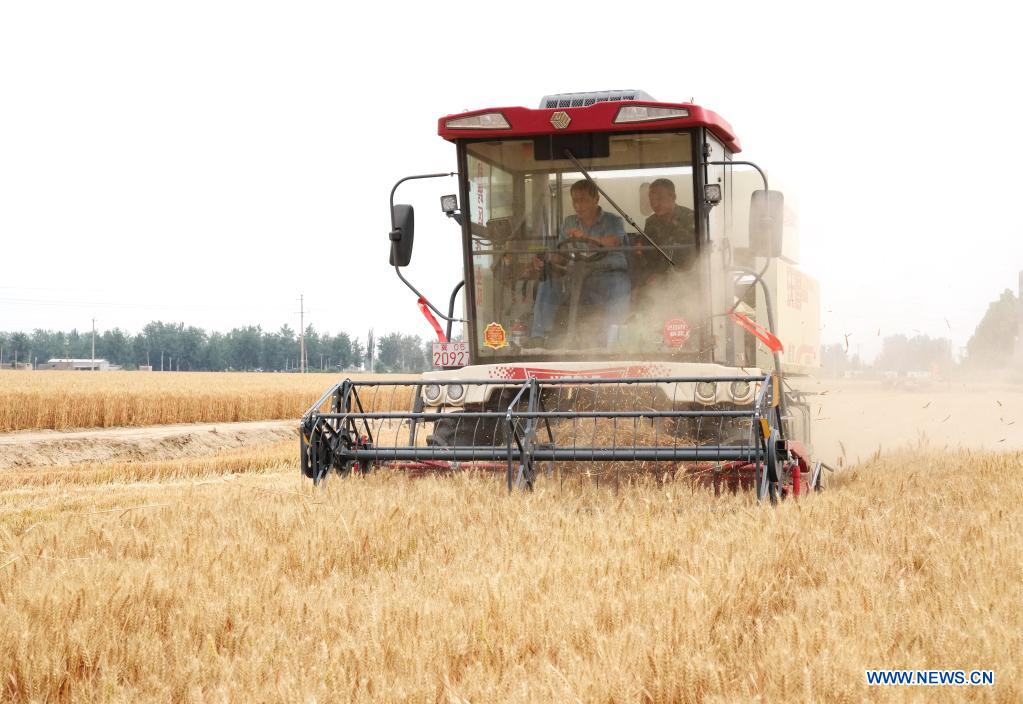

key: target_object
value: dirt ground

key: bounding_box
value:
[0,420,295,470]
[0,378,1019,471]
[796,377,1023,466]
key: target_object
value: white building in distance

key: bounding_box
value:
[36,358,120,371]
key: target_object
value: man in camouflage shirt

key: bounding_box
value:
[634,178,696,287]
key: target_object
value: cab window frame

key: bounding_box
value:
[456,129,705,364]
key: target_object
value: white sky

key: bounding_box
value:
[1,1,1021,361]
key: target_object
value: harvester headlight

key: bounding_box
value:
[446,384,465,403]
[444,112,510,129]
[423,384,443,405]
[695,381,717,404]
[614,106,689,123]
[440,194,458,214]
[730,380,753,403]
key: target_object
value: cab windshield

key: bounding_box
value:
[464,130,703,361]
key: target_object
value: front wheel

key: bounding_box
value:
[756,429,781,504]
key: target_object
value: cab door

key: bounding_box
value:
[702,132,730,364]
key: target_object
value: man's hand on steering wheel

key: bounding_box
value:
[557,235,608,263]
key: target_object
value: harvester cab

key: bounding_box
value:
[302,90,823,500]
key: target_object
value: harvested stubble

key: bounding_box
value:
[0,440,294,492]
[2,448,1021,702]
[0,370,415,432]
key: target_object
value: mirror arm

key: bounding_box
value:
[387,171,463,323]
[389,172,457,230]
[709,159,775,311]
[727,264,785,420]
[394,267,466,323]
[706,160,768,192]
[445,280,466,340]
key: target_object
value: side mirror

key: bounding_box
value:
[749,190,784,258]
[389,204,414,267]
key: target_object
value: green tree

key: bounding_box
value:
[142,322,183,370]
[262,325,295,371]
[132,333,151,367]
[375,332,401,372]
[98,328,132,366]
[9,332,30,364]
[302,325,323,371]
[376,333,429,372]
[875,334,952,374]
[227,326,263,370]
[349,338,364,371]
[178,326,207,370]
[966,289,1019,368]
[204,332,229,371]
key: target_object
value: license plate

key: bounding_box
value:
[432,341,470,368]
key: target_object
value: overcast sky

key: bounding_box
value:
[1,1,1020,360]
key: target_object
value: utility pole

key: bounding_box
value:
[299,294,305,374]
[91,317,96,371]
[366,328,374,372]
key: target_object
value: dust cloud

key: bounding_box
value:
[792,376,1023,466]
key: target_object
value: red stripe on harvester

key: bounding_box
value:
[729,312,784,353]
[417,297,447,343]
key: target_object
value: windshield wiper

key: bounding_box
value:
[562,149,675,267]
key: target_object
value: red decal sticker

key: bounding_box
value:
[663,318,691,348]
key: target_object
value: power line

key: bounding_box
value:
[0,295,292,312]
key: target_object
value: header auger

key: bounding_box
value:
[301,90,823,499]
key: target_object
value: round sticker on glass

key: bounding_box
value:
[663,318,691,348]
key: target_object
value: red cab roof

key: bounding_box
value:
[438,100,741,153]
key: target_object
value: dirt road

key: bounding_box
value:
[1,379,1019,471]
[0,420,296,469]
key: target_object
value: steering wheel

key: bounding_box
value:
[557,235,608,263]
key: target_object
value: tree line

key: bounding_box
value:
[820,288,1020,374]
[0,322,437,373]
[2,289,1016,373]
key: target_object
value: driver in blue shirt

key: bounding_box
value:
[531,179,630,341]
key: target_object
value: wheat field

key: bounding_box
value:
[2,447,1021,702]
[0,371,417,432]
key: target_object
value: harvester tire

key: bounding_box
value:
[756,429,781,504]
[299,432,315,479]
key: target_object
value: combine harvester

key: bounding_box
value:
[302,90,822,501]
